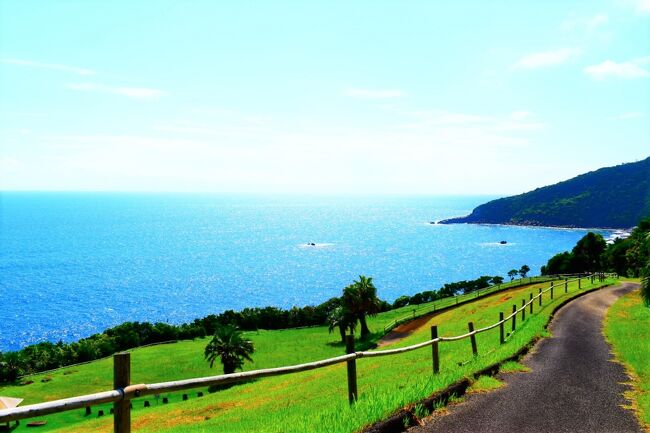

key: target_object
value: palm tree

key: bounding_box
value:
[327,306,357,343]
[343,275,381,339]
[204,325,255,374]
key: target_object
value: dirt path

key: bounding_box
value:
[378,313,434,347]
[409,283,644,433]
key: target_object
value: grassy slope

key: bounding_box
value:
[1,278,611,432]
[604,289,650,429]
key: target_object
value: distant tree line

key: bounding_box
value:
[0,267,529,383]
[541,217,650,305]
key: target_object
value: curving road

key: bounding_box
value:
[410,283,644,433]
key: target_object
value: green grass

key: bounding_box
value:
[383,276,561,332]
[0,277,613,433]
[498,361,530,373]
[604,288,650,430]
[468,376,503,393]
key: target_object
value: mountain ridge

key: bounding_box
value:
[439,157,650,229]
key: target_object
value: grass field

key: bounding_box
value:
[0,277,612,432]
[604,287,650,430]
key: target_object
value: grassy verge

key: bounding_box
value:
[0,278,612,432]
[604,288,650,430]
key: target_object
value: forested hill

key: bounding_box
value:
[440,157,650,229]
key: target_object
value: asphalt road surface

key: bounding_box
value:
[410,283,643,433]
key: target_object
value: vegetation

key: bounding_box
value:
[204,325,255,374]
[440,156,650,228]
[508,269,518,281]
[541,217,650,282]
[605,290,650,428]
[519,265,530,278]
[0,270,531,383]
[343,276,382,339]
[0,277,611,433]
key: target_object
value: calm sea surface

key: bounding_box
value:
[0,193,608,351]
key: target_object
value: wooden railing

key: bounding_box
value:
[0,273,615,432]
[382,274,570,333]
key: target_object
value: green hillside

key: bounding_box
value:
[0,278,612,433]
[440,157,650,229]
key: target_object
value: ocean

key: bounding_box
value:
[0,193,608,351]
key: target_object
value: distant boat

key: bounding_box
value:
[499,240,507,244]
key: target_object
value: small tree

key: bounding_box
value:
[327,306,357,343]
[204,325,254,374]
[343,275,381,339]
[641,263,650,307]
[519,265,530,278]
[507,269,518,281]
[491,276,504,286]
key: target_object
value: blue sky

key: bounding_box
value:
[1,0,648,194]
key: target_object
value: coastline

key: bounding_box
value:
[436,220,631,232]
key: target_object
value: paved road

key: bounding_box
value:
[410,283,643,433]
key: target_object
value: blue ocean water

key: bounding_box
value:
[0,193,608,351]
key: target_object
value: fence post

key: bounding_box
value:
[431,326,439,374]
[114,352,131,433]
[529,293,533,314]
[468,322,478,356]
[345,335,358,404]
[538,288,542,306]
[499,312,504,344]
[579,278,581,290]
[591,275,594,284]
[521,300,526,321]
[512,304,517,331]
[564,278,568,293]
[550,283,554,300]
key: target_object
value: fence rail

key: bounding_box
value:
[0,273,616,432]
[382,274,575,333]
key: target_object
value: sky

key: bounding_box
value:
[1,0,649,195]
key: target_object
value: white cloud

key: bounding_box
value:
[510,111,533,120]
[1,58,95,75]
[514,48,581,69]
[562,13,609,32]
[114,87,165,99]
[612,112,645,119]
[345,88,404,99]
[633,0,650,13]
[67,83,166,99]
[405,111,490,126]
[583,59,649,80]
[587,13,609,30]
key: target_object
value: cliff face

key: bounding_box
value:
[440,157,650,229]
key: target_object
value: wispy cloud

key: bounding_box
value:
[510,111,533,120]
[612,112,645,120]
[514,48,581,69]
[562,13,609,32]
[1,58,95,75]
[583,58,649,80]
[630,0,650,13]
[345,88,404,99]
[67,83,166,99]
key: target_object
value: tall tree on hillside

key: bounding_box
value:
[204,325,254,374]
[519,265,530,278]
[343,275,381,339]
[571,232,607,272]
[327,306,357,343]
[507,269,518,281]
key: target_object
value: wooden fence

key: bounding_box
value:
[382,274,567,333]
[0,273,614,432]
